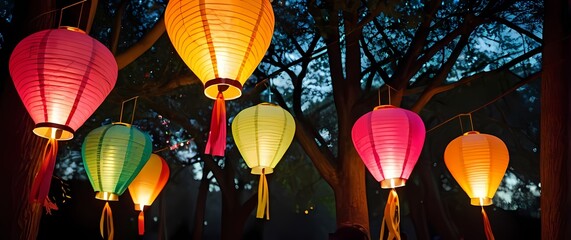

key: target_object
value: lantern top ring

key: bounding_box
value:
[373,105,396,110]
[251,166,274,175]
[33,122,75,140]
[112,122,132,128]
[380,178,407,189]
[96,191,119,201]
[58,26,86,33]
[463,130,480,136]
[204,78,243,100]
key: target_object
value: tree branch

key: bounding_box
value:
[115,15,165,69]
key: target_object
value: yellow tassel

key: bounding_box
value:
[481,206,495,240]
[256,170,270,220]
[100,202,114,240]
[380,189,400,240]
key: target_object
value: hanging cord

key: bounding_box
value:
[30,138,59,211]
[380,189,401,240]
[256,168,270,220]
[57,0,87,28]
[100,202,114,240]
[481,206,495,240]
[119,96,139,124]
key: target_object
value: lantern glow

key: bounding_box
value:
[165,0,275,157]
[9,27,117,207]
[82,122,152,239]
[232,103,295,219]
[444,130,509,240]
[128,153,170,235]
[352,105,425,239]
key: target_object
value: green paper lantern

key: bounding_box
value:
[82,122,153,201]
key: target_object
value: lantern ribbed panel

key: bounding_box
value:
[165,0,274,100]
[82,123,152,199]
[128,154,170,210]
[9,28,117,140]
[231,103,295,174]
[444,131,509,206]
[351,106,425,187]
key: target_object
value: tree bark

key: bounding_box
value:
[540,0,571,239]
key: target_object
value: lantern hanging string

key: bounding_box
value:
[119,96,139,125]
[377,84,397,106]
[57,0,87,28]
[100,202,115,240]
[380,189,401,240]
[426,72,539,134]
[458,113,474,134]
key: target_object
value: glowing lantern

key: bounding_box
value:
[351,105,425,239]
[8,26,117,207]
[82,123,152,240]
[444,131,509,240]
[128,153,170,235]
[232,103,295,219]
[165,0,275,157]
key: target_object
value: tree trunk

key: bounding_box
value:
[540,0,571,239]
[0,0,57,239]
[330,150,370,240]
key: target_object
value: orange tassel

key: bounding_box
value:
[138,210,145,235]
[481,206,495,240]
[100,202,114,240]
[30,138,58,209]
[205,91,226,156]
[256,169,270,220]
[380,189,400,240]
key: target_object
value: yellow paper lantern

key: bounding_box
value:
[231,103,295,219]
[128,154,170,235]
[444,130,509,240]
[165,0,275,157]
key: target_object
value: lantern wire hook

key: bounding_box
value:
[458,113,474,134]
[58,0,87,29]
[268,78,273,103]
[120,96,139,125]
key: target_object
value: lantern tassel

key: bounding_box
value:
[481,206,495,240]
[256,170,270,220]
[30,138,58,210]
[380,189,400,240]
[100,202,114,240]
[205,91,227,156]
[138,210,145,235]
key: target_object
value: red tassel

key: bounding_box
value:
[30,138,58,209]
[481,206,495,240]
[205,91,227,156]
[138,210,145,235]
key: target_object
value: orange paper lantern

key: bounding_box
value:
[165,0,275,156]
[444,131,509,240]
[128,154,170,235]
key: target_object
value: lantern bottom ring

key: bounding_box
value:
[251,167,273,175]
[33,122,75,140]
[96,192,119,201]
[471,197,493,206]
[380,178,406,189]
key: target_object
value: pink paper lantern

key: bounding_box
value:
[9,26,117,140]
[351,105,426,188]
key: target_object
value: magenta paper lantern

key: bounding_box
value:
[9,26,118,140]
[9,26,117,206]
[351,105,426,188]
